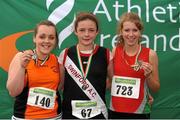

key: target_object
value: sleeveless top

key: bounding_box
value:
[110,45,151,114]
[60,45,110,114]
[14,54,61,119]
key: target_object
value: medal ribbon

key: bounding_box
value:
[133,45,142,65]
[76,44,95,80]
[32,49,49,66]
[123,45,142,71]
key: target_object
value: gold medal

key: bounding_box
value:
[123,45,142,72]
[131,64,140,71]
[131,60,142,71]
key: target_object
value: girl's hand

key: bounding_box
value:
[140,61,153,78]
[20,50,34,68]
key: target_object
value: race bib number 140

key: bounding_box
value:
[27,87,56,109]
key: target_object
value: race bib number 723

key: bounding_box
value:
[111,76,140,99]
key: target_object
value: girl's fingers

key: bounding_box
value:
[20,50,34,67]
[141,62,152,77]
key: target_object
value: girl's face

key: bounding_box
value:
[75,19,98,47]
[121,21,141,47]
[33,25,56,58]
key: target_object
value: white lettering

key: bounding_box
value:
[167,4,177,23]
[112,35,118,48]
[100,34,111,46]
[141,35,150,48]
[154,35,167,51]
[153,6,166,23]
[93,0,112,22]
[128,0,141,18]
[113,1,124,21]
[170,28,180,51]
[145,0,150,22]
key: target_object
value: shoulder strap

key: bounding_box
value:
[63,48,69,65]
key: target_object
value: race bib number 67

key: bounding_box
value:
[71,100,101,119]
[111,76,140,99]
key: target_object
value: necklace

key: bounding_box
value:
[122,45,142,71]
[32,49,49,66]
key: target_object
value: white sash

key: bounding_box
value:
[64,56,108,119]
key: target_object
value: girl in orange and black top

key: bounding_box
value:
[7,20,62,119]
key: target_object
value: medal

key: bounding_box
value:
[131,60,142,71]
[82,84,88,90]
[32,50,37,60]
[32,53,37,60]
[123,45,142,71]
[31,49,49,66]
[131,64,140,71]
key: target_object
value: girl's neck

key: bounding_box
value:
[124,44,140,56]
[77,44,95,51]
[35,50,49,60]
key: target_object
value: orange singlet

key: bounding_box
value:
[13,54,61,119]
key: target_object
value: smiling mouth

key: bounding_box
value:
[42,44,51,48]
[83,38,90,40]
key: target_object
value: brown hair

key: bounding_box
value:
[74,12,99,32]
[34,20,58,46]
[116,12,143,46]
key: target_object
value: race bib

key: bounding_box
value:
[71,100,101,119]
[111,76,140,99]
[27,87,56,109]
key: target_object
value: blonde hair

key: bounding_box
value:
[116,12,143,46]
